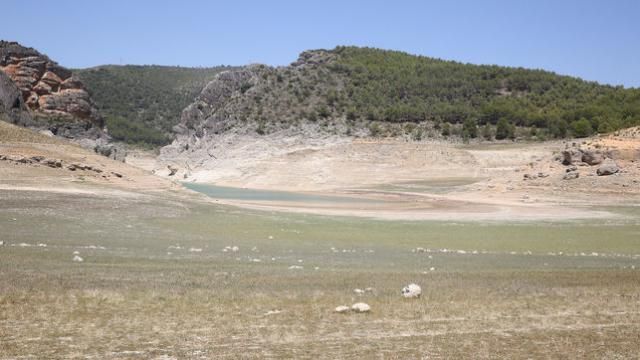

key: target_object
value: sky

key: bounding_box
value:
[3,0,639,87]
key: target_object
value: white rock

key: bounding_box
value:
[189,247,203,252]
[354,288,365,295]
[288,265,303,270]
[334,305,350,313]
[0,241,4,246]
[231,246,239,252]
[73,255,84,262]
[402,283,422,298]
[73,250,80,255]
[351,302,371,313]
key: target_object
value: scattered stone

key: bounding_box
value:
[401,283,422,298]
[288,265,303,270]
[566,166,578,173]
[43,158,62,168]
[523,173,537,180]
[597,160,620,176]
[334,305,350,313]
[561,149,583,165]
[351,302,371,313]
[73,255,84,262]
[563,172,579,180]
[167,165,178,176]
[582,150,604,165]
[537,172,549,178]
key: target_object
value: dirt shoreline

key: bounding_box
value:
[2,121,639,222]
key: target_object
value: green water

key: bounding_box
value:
[184,182,384,203]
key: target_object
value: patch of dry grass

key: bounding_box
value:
[0,118,65,145]
[1,189,639,358]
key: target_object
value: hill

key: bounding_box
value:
[168,46,640,148]
[75,65,233,146]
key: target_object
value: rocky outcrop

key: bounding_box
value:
[0,152,125,178]
[561,148,605,166]
[0,41,103,137]
[171,67,259,138]
[160,50,343,165]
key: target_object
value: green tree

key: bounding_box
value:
[571,118,593,138]
[441,122,451,136]
[462,118,478,138]
[495,118,512,140]
[482,123,492,140]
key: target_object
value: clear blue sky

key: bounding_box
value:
[3,0,639,87]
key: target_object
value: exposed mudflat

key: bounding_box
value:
[152,129,640,222]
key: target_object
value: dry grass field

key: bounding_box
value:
[1,187,639,359]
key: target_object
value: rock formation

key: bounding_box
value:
[0,41,103,138]
[160,50,342,165]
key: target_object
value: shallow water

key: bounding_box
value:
[184,182,384,203]
[367,177,481,194]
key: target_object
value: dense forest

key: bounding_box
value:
[328,47,640,139]
[75,65,232,146]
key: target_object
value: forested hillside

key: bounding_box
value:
[76,65,232,146]
[330,47,640,139]
[171,46,640,144]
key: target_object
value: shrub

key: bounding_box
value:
[571,118,593,138]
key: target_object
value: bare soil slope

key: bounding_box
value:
[0,121,181,197]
